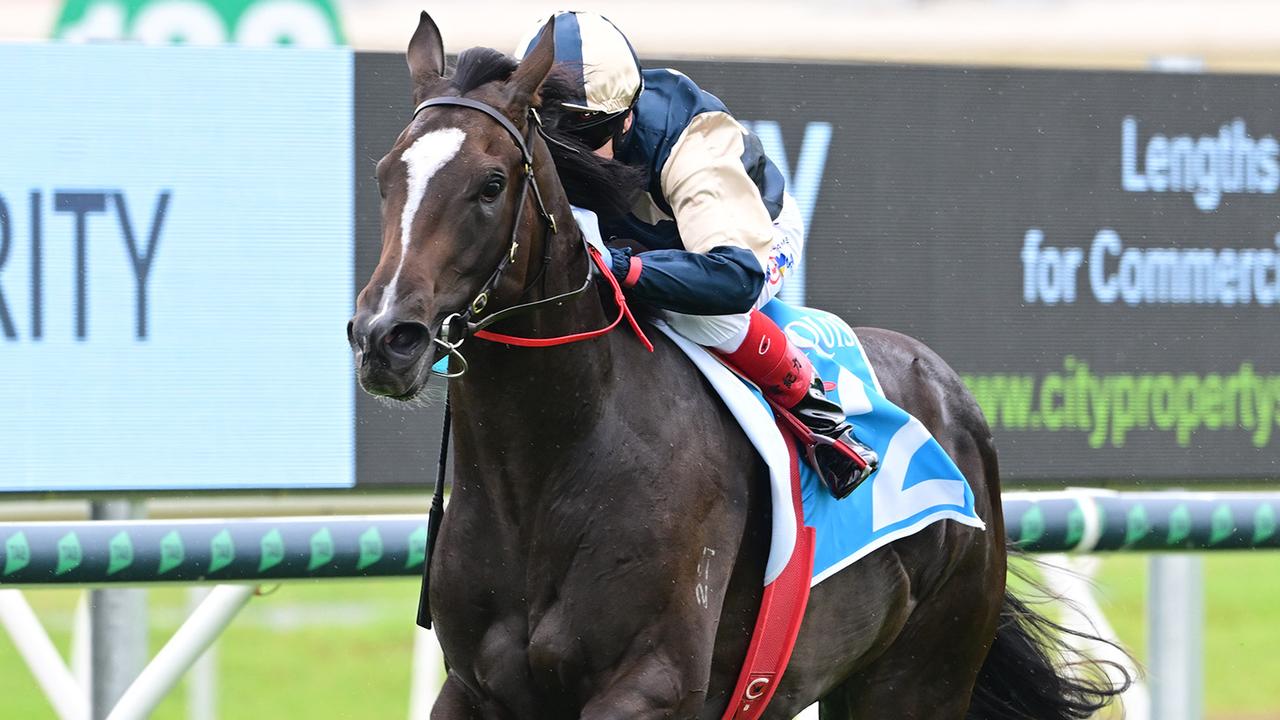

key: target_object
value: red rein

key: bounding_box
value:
[473,248,655,352]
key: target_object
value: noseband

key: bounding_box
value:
[409,96,650,376]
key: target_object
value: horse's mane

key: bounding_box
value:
[447,48,647,220]
[448,47,517,94]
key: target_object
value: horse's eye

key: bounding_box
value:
[480,177,505,202]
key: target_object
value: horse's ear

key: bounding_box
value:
[506,15,555,108]
[407,11,445,83]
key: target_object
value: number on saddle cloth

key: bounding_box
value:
[758,299,985,585]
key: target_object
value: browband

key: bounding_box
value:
[413,97,533,165]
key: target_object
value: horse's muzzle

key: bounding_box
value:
[349,314,434,398]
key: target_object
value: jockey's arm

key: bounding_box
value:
[607,112,776,315]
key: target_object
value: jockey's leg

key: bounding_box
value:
[665,192,877,498]
[667,193,877,498]
[679,310,880,499]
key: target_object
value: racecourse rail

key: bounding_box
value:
[2,490,1278,586]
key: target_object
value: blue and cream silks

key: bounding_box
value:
[519,13,786,317]
[596,69,788,318]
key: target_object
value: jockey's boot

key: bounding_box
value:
[717,310,879,499]
[790,376,880,499]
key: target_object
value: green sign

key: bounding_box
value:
[1123,505,1150,546]
[308,528,334,571]
[53,0,344,46]
[1064,506,1085,548]
[1209,504,1236,545]
[1167,504,1192,546]
[1255,504,1277,544]
[259,529,284,572]
[56,533,83,575]
[4,532,31,576]
[107,532,134,575]
[406,526,428,570]
[1018,506,1045,546]
[209,530,235,574]
[357,528,383,570]
[157,531,185,575]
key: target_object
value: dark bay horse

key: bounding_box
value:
[348,13,1123,719]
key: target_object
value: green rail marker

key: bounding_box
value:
[4,532,31,576]
[157,531,185,575]
[56,533,83,575]
[1209,504,1235,545]
[1254,504,1277,544]
[259,529,284,573]
[209,530,235,574]
[1168,504,1192,546]
[406,526,427,569]
[1018,506,1045,545]
[107,532,134,575]
[357,528,383,570]
[308,528,334,571]
[1123,505,1150,546]
[1064,506,1085,548]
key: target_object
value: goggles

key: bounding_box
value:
[562,109,629,150]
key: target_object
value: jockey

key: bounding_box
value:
[517,11,878,498]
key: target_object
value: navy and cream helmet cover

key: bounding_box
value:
[517,10,644,114]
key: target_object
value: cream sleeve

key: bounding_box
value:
[658,111,776,270]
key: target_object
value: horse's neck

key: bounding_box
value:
[447,214,620,501]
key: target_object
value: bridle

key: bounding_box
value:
[409,96,651,377]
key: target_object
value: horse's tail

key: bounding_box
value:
[966,556,1133,720]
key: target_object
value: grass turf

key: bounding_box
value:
[1,554,1278,718]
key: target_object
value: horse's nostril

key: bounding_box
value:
[386,322,429,358]
[347,319,358,349]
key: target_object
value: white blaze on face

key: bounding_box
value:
[373,127,468,322]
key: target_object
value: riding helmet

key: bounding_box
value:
[516,10,644,135]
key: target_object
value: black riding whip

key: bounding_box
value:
[416,395,450,630]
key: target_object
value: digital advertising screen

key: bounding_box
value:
[0,44,355,491]
[4,44,1277,491]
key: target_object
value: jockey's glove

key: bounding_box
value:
[607,246,635,280]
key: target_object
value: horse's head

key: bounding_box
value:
[348,12,558,400]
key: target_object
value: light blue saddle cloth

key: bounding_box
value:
[761,300,985,585]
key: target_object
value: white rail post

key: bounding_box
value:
[0,589,89,720]
[187,587,218,720]
[1147,554,1204,720]
[106,584,256,720]
[90,500,148,720]
[409,626,444,720]
[73,591,92,704]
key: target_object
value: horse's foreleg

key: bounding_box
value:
[430,673,483,720]
[578,646,710,720]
